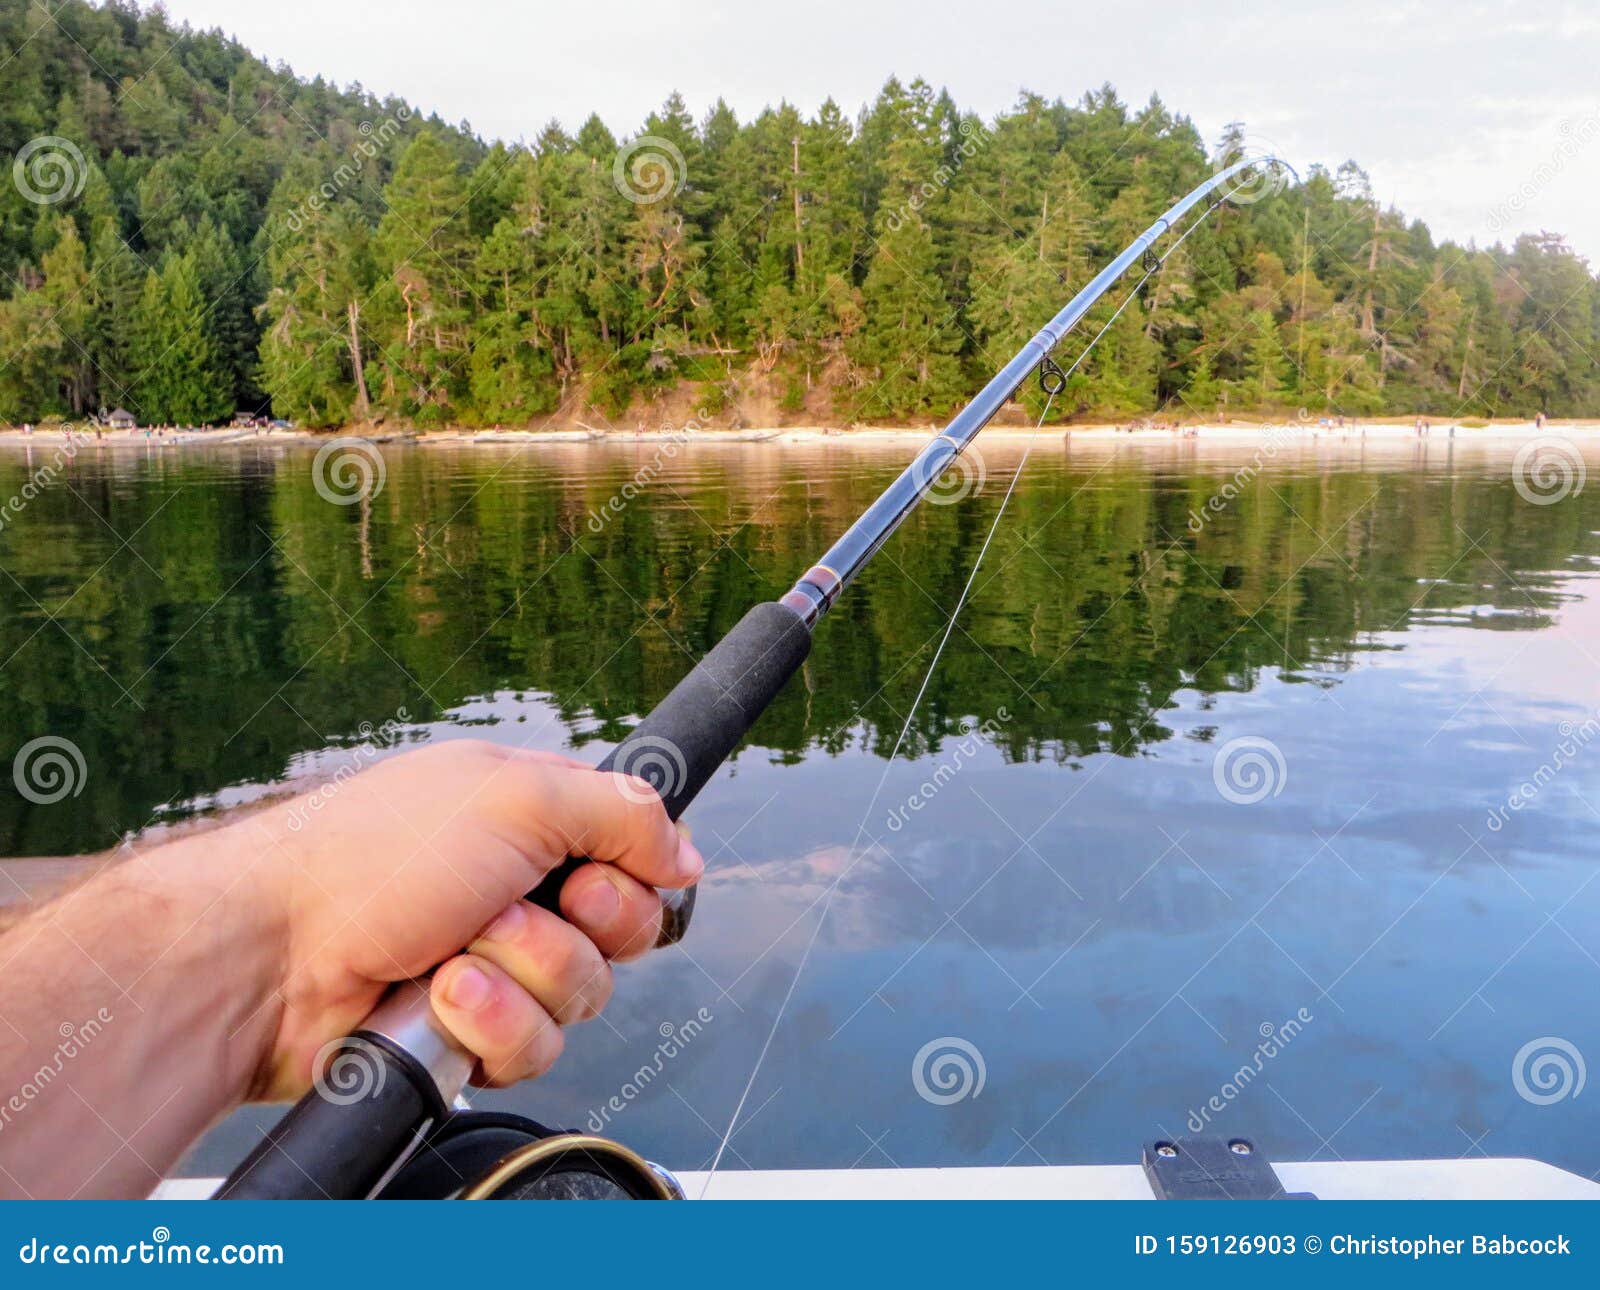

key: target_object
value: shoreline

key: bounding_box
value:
[1,418,1596,450]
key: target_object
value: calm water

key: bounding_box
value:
[3,435,1599,1180]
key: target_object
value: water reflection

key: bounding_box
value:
[2,437,1598,1180]
[1,439,1589,854]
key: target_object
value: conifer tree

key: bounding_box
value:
[131,252,232,425]
[370,130,475,425]
[0,0,1594,428]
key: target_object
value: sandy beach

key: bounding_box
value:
[2,418,1597,451]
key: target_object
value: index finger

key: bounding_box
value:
[480,763,704,892]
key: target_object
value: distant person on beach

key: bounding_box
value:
[0,741,701,1199]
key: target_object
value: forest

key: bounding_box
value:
[1,0,1596,430]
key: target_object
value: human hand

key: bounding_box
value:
[170,739,702,1101]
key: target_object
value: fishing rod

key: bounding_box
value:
[218,152,1289,1201]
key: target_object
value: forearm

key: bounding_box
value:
[0,839,284,1198]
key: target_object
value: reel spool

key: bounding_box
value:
[377,1111,682,1200]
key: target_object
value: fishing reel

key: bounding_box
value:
[378,1110,683,1200]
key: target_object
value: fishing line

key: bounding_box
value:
[697,393,1052,1192]
[699,191,1243,1193]
[700,382,1069,1193]
[221,157,1290,1203]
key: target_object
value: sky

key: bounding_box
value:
[166,0,1600,264]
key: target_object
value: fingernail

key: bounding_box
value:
[677,838,704,882]
[444,963,492,1012]
[481,902,526,943]
[571,875,620,928]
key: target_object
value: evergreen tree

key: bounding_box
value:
[87,213,147,412]
[370,130,475,425]
[0,0,1594,428]
[848,80,962,418]
[258,191,375,428]
[130,252,231,424]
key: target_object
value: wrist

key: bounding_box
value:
[0,833,294,1195]
[130,825,291,1103]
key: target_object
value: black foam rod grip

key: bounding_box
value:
[528,601,813,924]
[215,1034,444,1200]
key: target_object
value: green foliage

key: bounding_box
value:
[130,251,232,423]
[3,444,1595,855]
[0,0,455,424]
[0,0,1595,428]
